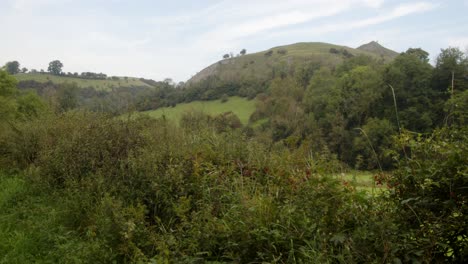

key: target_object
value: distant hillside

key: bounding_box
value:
[15,73,153,90]
[189,41,398,84]
[357,41,399,59]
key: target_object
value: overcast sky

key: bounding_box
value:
[1,0,467,81]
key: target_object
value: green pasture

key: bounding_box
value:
[142,96,256,125]
[14,73,152,90]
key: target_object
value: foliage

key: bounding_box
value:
[382,48,437,132]
[55,82,79,112]
[4,61,20,75]
[0,110,400,263]
[48,60,64,75]
[1,45,467,263]
[390,127,468,262]
[433,47,468,94]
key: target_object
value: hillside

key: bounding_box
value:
[14,73,153,90]
[141,96,256,125]
[357,41,399,59]
[188,41,398,84]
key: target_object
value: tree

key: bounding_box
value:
[5,61,20,74]
[0,70,17,97]
[0,70,19,124]
[353,118,395,169]
[406,48,430,63]
[48,60,63,75]
[223,54,229,59]
[432,47,468,94]
[382,48,435,132]
[16,91,47,120]
[21,67,28,73]
[240,49,246,56]
[56,83,78,112]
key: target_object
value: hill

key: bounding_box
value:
[357,41,399,59]
[188,41,398,84]
[14,73,153,90]
[141,96,256,125]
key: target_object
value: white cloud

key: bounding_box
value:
[270,2,437,39]
[10,0,72,11]
[0,0,446,81]
[363,0,385,8]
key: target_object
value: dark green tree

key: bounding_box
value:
[48,60,63,75]
[5,61,20,75]
[0,71,19,146]
[56,83,78,112]
[432,47,468,94]
[382,48,435,132]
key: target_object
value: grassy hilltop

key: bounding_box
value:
[14,73,152,90]
[189,41,398,84]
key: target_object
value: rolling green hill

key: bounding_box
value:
[14,73,152,90]
[141,96,256,125]
[188,41,398,84]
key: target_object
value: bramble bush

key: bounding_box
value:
[1,110,404,263]
[389,127,468,262]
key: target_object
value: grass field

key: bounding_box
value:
[142,96,256,125]
[331,170,388,194]
[15,73,152,90]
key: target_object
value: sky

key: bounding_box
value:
[1,0,467,82]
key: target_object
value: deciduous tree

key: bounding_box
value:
[4,61,20,74]
[48,60,63,75]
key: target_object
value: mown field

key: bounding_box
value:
[142,96,256,125]
[14,73,152,90]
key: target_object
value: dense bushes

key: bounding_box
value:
[1,104,467,262]
[390,127,468,262]
[0,110,399,262]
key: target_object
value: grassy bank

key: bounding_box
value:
[142,96,256,125]
[15,73,152,90]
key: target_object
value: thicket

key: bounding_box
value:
[1,102,466,262]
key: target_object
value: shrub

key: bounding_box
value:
[277,48,287,55]
[390,127,468,262]
[329,48,340,54]
[264,50,273,57]
[220,94,229,103]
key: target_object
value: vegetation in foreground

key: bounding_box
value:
[1,43,467,262]
[1,112,466,263]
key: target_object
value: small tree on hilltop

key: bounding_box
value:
[48,60,63,75]
[240,49,247,55]
[223,54,230,59]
